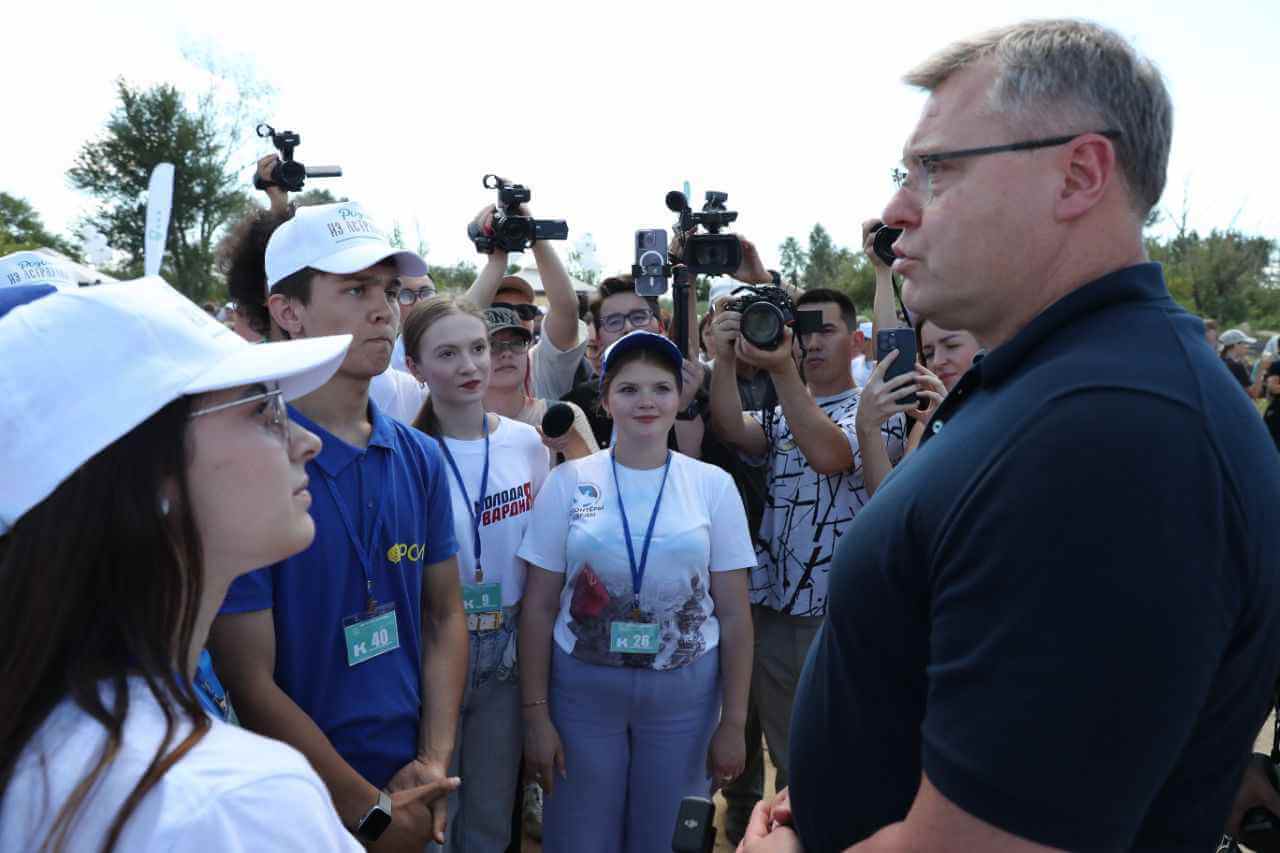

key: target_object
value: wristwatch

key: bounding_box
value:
[355,790,393,842]
[676,398,703,421]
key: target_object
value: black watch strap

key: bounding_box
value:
[355,789,393,842]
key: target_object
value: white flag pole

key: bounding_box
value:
[144,163,175,278]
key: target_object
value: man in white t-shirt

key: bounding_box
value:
[463,207,588,401]
[708,287,905,802]
[850,321,875,387]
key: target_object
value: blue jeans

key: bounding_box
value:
[542,644,721,853]
[442,605,522,853]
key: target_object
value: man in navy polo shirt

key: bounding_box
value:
[742,20,1280,853]
[210,202,467,850]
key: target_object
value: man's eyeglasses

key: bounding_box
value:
[893,130,1123,202]
[493,302,541,321]
[599,307,655,334]
[189,387,291,448]
[397,286,437,307]
[490,338,531,356]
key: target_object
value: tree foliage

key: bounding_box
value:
[67,80,249,302]
[0,193,82,260]
[429,261,478,293]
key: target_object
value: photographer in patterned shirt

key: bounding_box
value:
[708,287,905,802]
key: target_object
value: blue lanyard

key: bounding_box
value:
[436,415,490,581]
[611,449,672,612]
[325,460,382,612]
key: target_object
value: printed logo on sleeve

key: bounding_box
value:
[571,483,603,521]
[386,543,427,565]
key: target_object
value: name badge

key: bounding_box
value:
[610,621,659,655]
[342,603,400,667]
[462,582,502,615]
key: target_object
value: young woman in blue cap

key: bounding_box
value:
[517,329,755,853]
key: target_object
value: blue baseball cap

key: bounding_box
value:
[599,330,684,390]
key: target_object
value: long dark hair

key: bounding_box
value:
[404,295,488,439]
[0,397,210,852]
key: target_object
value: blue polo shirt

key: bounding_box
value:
[789,264,1280,851]
[219,400,457,789]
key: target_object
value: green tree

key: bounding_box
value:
[294,188,343,207]
[1146,213,1276,326]
[429,261,478,293]
[0,193,82,260]
[778,236,807,284]
[805,224,839,290]
[68,80,249,302]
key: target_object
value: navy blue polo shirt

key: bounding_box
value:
[219,400,457,789]
[789,264,1280,851]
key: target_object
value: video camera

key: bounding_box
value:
[253,124,342,193]
[468,174,569,254]
[725,284,822,351]
[870,222,903,267]
[666,190,742,275]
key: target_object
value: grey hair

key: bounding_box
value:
[904,19,1173,216]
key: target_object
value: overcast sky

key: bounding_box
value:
[5,0,1278,276]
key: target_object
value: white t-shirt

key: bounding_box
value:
[518,450,756,671]
[850,355,874,388]
[0,680,359,852]
[530,318,589,401]
[749,389,906,617]
[439,415,550,606]
[370,367,429,425]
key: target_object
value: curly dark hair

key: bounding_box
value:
[216,206,311,337]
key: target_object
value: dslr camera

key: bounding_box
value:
[468,174,569,254]
[726,285,822,351]
[869,222,903,267]
[253,123,342,193]
[667,190,741,275]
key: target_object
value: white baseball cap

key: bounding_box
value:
[0,250,80,291]
[707,277,746,306]
[1219,329,1257,348]
[0,276,353,533]
[264,202,428,292]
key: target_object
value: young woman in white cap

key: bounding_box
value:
[401,296,550,852]
[517,330,755,853]
[0,280,457,850]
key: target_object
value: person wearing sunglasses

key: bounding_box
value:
[210,201,469,849]
[0,279,459,849]
[745,20,1280,853]
[481,305,598,468]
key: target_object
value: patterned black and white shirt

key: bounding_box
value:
[749,389,906,616]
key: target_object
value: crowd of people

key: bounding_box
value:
[3,17,1280,853]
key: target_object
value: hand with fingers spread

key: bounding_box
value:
[737,327,797,376]
[855,350,924,434]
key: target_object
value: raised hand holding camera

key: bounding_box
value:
[467,174,568,254]
[252,123,342,193]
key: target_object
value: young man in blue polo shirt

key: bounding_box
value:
[742,20,1280,853]
[210,202,468,850]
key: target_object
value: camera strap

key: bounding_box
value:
[891,273,913,327]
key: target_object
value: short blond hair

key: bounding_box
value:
[905,19,1172,215]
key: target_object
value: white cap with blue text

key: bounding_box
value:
[0,251,80,291]
[264,202,428,291]
[0,277,353,534]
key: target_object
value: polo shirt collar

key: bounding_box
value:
[287,398,397,478]
[974,263,1166,388]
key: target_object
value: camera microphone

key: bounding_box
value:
[541,403,575,465]
[665,191,689,213]
[542,403,574,439]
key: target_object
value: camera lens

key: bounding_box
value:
[741,303,783,350]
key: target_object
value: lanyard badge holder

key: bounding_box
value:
[609,450,671,657]
[438,418,503,632]
[328,469,401,668]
